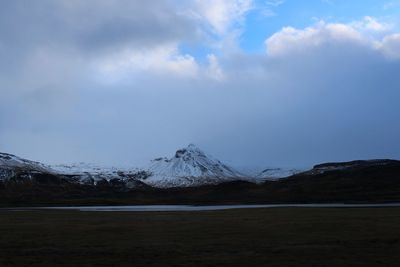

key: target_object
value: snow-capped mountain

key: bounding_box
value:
[0,152,52,180]
[51,144,252,188]
[142,144,248,188]
[2,145,300,189]
[256,168,303,181]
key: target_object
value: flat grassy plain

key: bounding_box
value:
[1,208,400,267]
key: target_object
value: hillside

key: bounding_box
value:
[1,158,400,206]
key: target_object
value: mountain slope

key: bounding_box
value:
[256,168,303,181]
[142,144,247,187]
[51,163,145,186]
[0,152,52,181]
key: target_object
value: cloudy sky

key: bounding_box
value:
[1,0,400,169]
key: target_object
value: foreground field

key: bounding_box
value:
[1,208,400,266]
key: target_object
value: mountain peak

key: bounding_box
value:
[145,144,244,187]
[187,143,200,150]
[175,144,205,159]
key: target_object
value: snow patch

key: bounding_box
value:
[256,168,303,181]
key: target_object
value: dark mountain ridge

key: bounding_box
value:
[313,159,399,169]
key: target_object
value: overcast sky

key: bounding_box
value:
[1,0,400,169]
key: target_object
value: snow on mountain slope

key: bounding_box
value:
[256,168,303,181]
[0,152,52,180]
[53,163,122,178]
[51,163,144,185]
[142,144,249,188]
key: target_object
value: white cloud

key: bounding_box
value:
[95,47,230,84]
[206,54,225,81]
[351,16,391,33]
[383,1,400,10]
[94,44,199,82]
[265,19,399,60]
[266,21,365,57]
[379,34,400,59]
[266,0,285,7]
[194,0,253,35]
[258,0,285,18]
[191,0,253,53]
[363,16,389,32]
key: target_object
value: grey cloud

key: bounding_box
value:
[0,1,196,51]
[0,0,197,90]
[3,42,400,168]
[0,0,198,105]
[213,41,400,168]
[0,2,400,170]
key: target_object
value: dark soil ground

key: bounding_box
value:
[1,208,400,266]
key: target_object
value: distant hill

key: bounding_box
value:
[1,144,251,189]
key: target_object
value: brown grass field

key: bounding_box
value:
[1,207,400,266]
